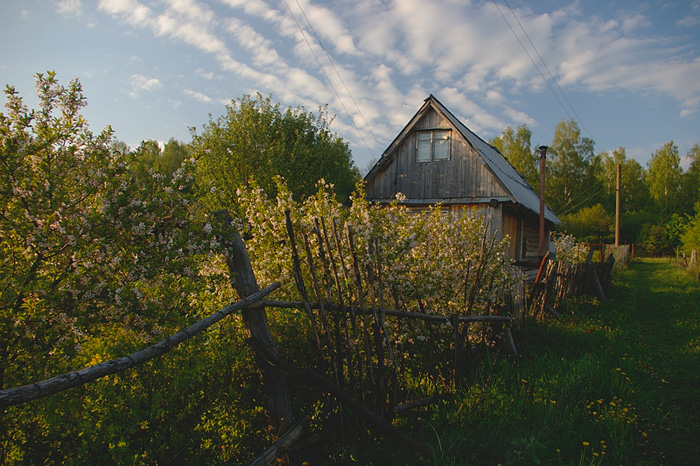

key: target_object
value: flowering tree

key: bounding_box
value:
[0,73,226,391]
[553,233,589,264]
[236,178,520,319]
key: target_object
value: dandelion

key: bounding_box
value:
[582,441,590,447]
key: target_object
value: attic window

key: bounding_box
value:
[416,129,450,162]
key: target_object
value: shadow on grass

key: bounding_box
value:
[397,259,700,465]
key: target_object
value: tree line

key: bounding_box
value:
[1,71,697,464]
[489,122,700,256]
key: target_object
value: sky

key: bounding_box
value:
[1,0,699,174]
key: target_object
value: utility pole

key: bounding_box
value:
[538,145,548,258]
[615,164,621,247]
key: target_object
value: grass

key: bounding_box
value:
[378,258,700,465]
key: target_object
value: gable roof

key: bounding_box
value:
[364,95,561,224]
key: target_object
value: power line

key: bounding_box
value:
[281,0,376,158]
[556,172,615,217]
[492,0,594,142]
[557,183,610,217]
[294,0,381,148]
[502,0,594,141]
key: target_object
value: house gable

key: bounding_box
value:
[365,95,561,226]
[365,102,510,203]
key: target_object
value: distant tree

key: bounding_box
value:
[111,139,130,156]
[681,203,700,253]
[636,222,668,256]
[191,93,360,215]
[560,203,613,243]
[129,138,192,181]
[595,147,649,213]
[489,124,539,188]
[680,144,700,215]
[160,138,191,176]
[547,119,596,215]
[646,141,682,215]
[128,139,161,179]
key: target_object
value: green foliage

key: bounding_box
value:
[191,93,360,216]
[0,73,241,465]
[553,233,589,263]
[235,179,520,318]
[560,204,613,243]
[646,141,682,215]
[129,138,192,182]
[680,144,700,215]
[395,259,700,465]
[4,72,699,464]
[489,124,539,189]
[681,203,700,253]
[594,147,649,213]
[547,119,597,215]
[1,71,118,388]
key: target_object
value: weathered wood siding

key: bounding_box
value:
[365,108,508,201]
[521,218,541,263]
[502,211,520,260]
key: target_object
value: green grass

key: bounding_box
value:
[380,258,700,465]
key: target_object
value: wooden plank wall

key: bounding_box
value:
[502,212,520,260]
[366,108,508,201]
[521,220,541,262]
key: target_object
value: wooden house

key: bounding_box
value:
[363,95,561,264]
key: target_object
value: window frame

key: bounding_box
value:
[415,128,451,162]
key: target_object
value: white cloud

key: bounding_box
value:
[183,89,213,103]
[439,87,506,135]
[128,74,163,98]
[621,13,651,33]
[195,68,217,80]
[57,0,84,17]
[99,0,153,27]
[95,0,699,150]
[226,17,281,67]
[677,0,700,27]
[503,107,537,127]
[292,0,360,56]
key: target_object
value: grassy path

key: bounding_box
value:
[606,258,700,464]
[392,258,700,465]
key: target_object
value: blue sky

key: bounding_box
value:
[2,0,699,173]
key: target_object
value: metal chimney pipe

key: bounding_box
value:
[615,164,621,247]
[538,145,548,258]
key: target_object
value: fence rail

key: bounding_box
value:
[2,212,620,464]
[0,283,280,409]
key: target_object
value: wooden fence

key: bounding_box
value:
[0,213,617,464]
[583,243,631,267]
[529,251,616,319]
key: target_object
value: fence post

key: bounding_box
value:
[214,211,294,435]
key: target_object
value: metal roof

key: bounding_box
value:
[366,95,561,224]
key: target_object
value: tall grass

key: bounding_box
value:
[351,258,700,465]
